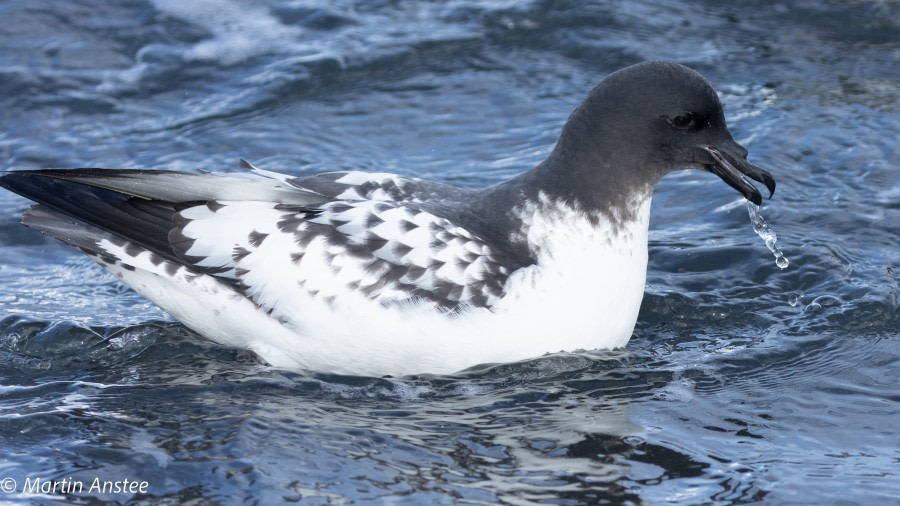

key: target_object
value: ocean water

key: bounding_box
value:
[0,0,897,504]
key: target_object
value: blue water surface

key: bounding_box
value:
[0,0,897,504]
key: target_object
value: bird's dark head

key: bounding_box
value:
[553,60,775,206]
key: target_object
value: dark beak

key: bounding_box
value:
[699,143,776,206]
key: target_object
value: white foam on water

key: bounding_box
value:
[747,203,789,269]
[653,376,695,402]
[150,0,305,65]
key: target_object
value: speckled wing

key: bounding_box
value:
[170,198,511,316]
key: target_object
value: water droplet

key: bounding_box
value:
[747,203,789,269]
[788,294,799,307]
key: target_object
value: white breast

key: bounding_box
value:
[490,192,653,354]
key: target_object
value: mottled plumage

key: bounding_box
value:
[172,197,511,312]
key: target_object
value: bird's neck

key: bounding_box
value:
[488,143,659,227]
[468,137,660,267]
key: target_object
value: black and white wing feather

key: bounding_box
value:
[171,199,511,315]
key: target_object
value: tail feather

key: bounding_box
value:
[1,171,181,262]
[21,205,118,260]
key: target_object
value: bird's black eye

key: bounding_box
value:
[668,113,696,130]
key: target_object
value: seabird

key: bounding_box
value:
[0,61,776,376]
